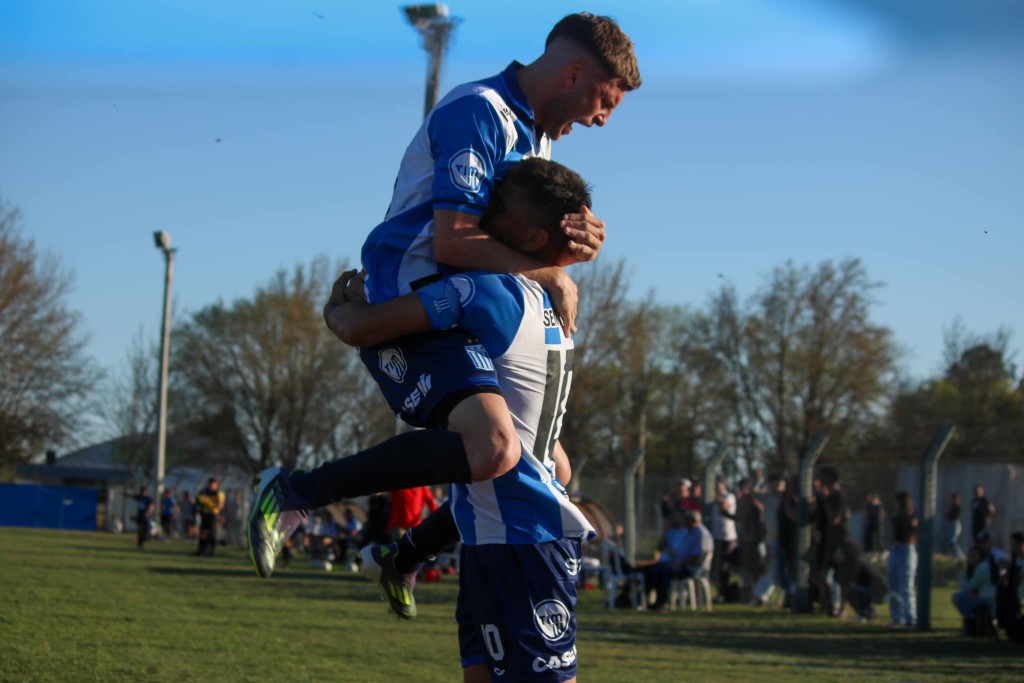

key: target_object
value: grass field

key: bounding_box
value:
[1,528,1021,683]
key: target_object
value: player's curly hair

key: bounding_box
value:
[547,12,641,91]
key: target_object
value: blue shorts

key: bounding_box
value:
[456,539,581,681]
[358,329,501,428]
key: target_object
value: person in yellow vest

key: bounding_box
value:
[196,477,226,556]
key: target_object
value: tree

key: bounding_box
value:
[0,195,100,478]
[705,258,899,473]
[172,257,393,472]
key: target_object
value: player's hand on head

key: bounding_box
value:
[558,205,606,265]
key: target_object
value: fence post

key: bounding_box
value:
[794,433,829,613]
[624,414,646,566]
[916,421,956,631]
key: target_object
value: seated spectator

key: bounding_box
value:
[996,531,1024,642]
[833,540,887,621]
[649,510,713,610]
[952,544,998,634]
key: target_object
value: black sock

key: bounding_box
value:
[394,502,459,574]
[289,430,472,507]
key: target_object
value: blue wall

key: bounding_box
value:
[0,483,98,531]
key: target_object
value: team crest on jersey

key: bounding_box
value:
[452,276,475,304]
[379,347,408,383]
[464,344,494,371]
[533,600,570,641]
[449,148,487,193]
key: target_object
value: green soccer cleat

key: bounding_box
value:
[358,543,419,619]
[247,467,309,578]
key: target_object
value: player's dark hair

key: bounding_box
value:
[503,157,592,249]
[546,13,641,90]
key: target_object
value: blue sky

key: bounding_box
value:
[2,0,1022,384]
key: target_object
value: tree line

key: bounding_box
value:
[3,194,1022,484]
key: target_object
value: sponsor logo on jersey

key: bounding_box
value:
[379,347,408,383]
[532,647,577,673]
[542,308,559,329]
[564,558,580,577]
[533,599,570,641]
[465,344,494,372]
[449,148,486,193]
[402,374,432,413]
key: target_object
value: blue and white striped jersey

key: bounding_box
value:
[416,272,595,546]
[361,62,551,305]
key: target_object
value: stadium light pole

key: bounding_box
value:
[402,3,461,119]
[152,231,176,506]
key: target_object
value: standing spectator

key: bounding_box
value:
[862,493,885,560]
[159,488,177,540]
[386,486,439,540]
[196,477,225,556]
[752,476,795,608]
[360,492,391,548]
[180,491,197,539]
[970,485,995,543]
[660,478,692,524]
[888,490,919,627]
[945,492,965,561]
[821,467,849,616]
[133,486,154,548]
[736,478,766,602]
[711,478,738,600]
[689,482,704,514]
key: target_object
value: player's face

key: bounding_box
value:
[544,76,625,141]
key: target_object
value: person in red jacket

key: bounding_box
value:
[386,486,439,540]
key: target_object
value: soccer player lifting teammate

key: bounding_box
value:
[328,157,596,681]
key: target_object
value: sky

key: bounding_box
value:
[2,0,1022,386]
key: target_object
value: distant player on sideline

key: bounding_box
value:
[247,13,640,587]
[327,157,595,682]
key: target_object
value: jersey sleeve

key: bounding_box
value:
[427,94,508,215]
[415,272,526,355]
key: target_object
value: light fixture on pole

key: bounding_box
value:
[152,231,176,506]
[402,3,461,119]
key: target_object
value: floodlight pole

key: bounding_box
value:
[402,4,461,119]
[153,232,176,505]
[916,421,956,631]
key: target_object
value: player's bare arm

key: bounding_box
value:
[552,440,571,484]
[323,269,431,347]
[434,208,581,335]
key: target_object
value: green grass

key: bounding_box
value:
[1,528,1020,682]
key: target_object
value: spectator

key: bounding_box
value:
[952,543,998,633]
[834,540,887,621]
[970,485,995,543]
[888,490,919,627]
[736,478,767,602]
[133,486,154,548]
[689,482,704,514]
[337,508,364,568]
[180,491,197,539]
[863,493,885,560]
[159,488,177,540]
[195,477,225,556]
[819,467,849,616]
[995,531,1024,642]
[386,486,439,540]
[360,492,391,548]
[711,478,738,601]
[752,476,796,608]
[649,509,713,610]
[944,492,965,561]
[660,478,692,523]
